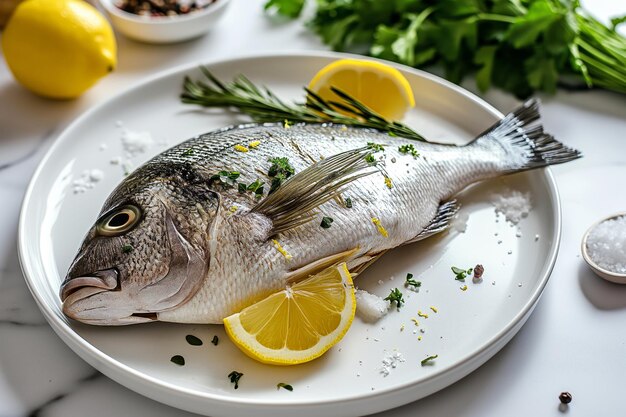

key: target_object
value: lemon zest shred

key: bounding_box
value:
[418,336,422,341]
[430,306,438,313]
[400,324,405,332]
[272,239,292,261]
[460,285,468,291]
[229,205,238,213]
[410,317,419,326]
[234,144,249,152]
[371,217,389,238]
[248,140,261,148]
[417,310,429,319]
[384,176,393,189]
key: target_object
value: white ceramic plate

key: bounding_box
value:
[19,52,560,417]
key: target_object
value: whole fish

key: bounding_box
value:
[60,99,580,325]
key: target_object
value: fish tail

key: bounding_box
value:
[473,99,581,172]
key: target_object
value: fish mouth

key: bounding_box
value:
[60,269,120,302]
[60,269,159,325]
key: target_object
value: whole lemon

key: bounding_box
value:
[2,0,117,99]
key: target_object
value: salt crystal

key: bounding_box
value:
[99,143,108,151]
[377,280,384,285]
[535,234,540,241]
[380,351,405,377]
[507,250,513,255]
[110,156,122,165]
[355,290,389,322]
[586,216,626,274]
[491,189,532,225]
[121,128,153,157]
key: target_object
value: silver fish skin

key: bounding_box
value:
[60,99,580,325]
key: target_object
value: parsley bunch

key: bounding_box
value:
[264,0,626,98]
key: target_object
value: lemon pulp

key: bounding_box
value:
[223,263,356,365]
[308,58,415,121]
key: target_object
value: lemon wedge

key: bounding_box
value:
[224,263,356,365]
[2,0,116,99]
[308,58,415,121]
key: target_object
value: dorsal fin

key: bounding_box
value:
[252,147,381,236]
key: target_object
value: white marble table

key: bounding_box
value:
[1,0,625,416]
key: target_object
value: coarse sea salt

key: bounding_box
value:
[452,211,469,233]
[72,169,104,194]
[121,128,154,157]
[355,289,389,323]
[491,189,532,225]
[380,351,405,377]
[586,216,626,274]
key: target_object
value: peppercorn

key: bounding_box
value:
[559,392,572,404]
[473,264,484,279]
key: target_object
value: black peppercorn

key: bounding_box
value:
[559,392,572,404]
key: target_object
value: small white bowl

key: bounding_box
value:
[99,0,231,44]
[581,212,626,284]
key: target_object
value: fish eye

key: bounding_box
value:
[97,205,141,236]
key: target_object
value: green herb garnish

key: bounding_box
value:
[182,148,194,157]
[345,197,353,208]
[277,382,294,391]
[170,355,185,366]
[268,157,295,193]
[384,288,405,309]
[367,142,385,152]
[210,171,240,187]
[452,266,473,281]
[404,273,421,288]
[320,216,334,228]
[228,371,244,389]
[211,335,219,346]
[122,244,133,254]
[181,69,427,142]
[238,182,247,193]
[364,154,376,164]
[421,354,438,366]
[398,144,419,158]
[185,335,203,346]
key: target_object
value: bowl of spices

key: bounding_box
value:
[99,0,230,43]
[581,213,626,284]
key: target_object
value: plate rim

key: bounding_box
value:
[17,50,561,413]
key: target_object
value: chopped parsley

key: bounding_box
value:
[247,179,265,196]
[277,382,293,391]
[384,288,404,309]
[185,335,203,346]
[404,273,421,288]
[365,153,376,164]
[121,244,133,254]
[238,182,247,193]
[421,355,438,366]
[211,335,219,346]
[283,119,292,128]
[345,197,353,208]
[210,171,240,187]
[228,371,244,389]
[182,148,194,156]
[267,157,295,193]
[170,355,185,366]
[367,142,385,152]
[320,216,334,228]
[398,144,419,158]
[452,266,473,281]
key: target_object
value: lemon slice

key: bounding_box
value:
[308,58,415,121]
[224,263,356,365]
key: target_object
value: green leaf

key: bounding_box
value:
[436,18,478,61]
[525,54,558,93]
[264,0,305,18]
[474,46,497,92]
[170,355,185,366]
[505,0,562,48]
[185,335,203,346]
[610,15,626,30]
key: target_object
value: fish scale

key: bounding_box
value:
[60,100,581,325]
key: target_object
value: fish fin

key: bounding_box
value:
[285,247,359,284]
[348,250,389,276]
[472,99,581,170]
[253,147,381,235]
[406,200,460,243]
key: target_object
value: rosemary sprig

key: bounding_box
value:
[181,67,427,142]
